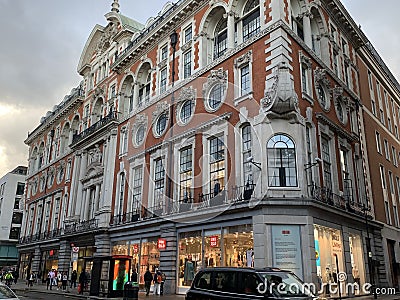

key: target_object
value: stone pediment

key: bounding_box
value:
[83,163,104,182]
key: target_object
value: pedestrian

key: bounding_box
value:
[46,271,51,290]
[143,268,153,296]
[28,272,34,287]
[70,270,77,288]
[160,270,166,295]
[57,271,62,290]
[48,269,56,290]
[4,271,13,287]
[12,269,18,284]
[78,271,86,294]
[131,268,138,283]
[153,268,162,295]
[62,272,68,290]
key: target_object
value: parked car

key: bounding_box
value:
[185,267,315,300]
[0,283,19,299]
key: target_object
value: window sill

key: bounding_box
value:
[234,92,254,106]
[302,92,314,105]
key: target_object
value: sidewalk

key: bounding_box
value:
[10,280,185,300]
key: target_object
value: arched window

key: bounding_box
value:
[214,18,228,59]
[242,0,260,41]
[267,134,297,187]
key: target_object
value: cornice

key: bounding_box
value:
[316,113,358,142]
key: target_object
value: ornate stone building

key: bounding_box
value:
[18,0,400,296]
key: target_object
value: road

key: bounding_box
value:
[16,290,79,299]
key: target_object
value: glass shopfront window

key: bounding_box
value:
[112,241,129,255]
[178,231,202,287]
[223,225,254,267]
[349,233,366,294]
[204,229,222,268]
[140,238,160,284]
[129,241,140,275]
[177,224,254,291]
[314,225,346,297]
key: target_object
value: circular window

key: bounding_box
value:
[208,83,224,111]
[316,85,329,110]
[155,113,168,137]
[179,100,194,124]
[135,125,145,145]
[335,101,347,124]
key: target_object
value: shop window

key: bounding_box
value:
[314,225,346,297]
[242,0,260,42]
[179,231,202,287]
[348,234,366,294]
[179,147,193,203]
[112,242,129,255]
[209,136,225,193]
[223,225,254,268]
[140,239,160,284]
[129,241,140,275]
[204,230,222,268]
[267,134,297,187]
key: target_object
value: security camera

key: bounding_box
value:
[315,157,323,163]
[246,156,254,163]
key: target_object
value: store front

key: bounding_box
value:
[349,233,366,294]
[40,249,59,282]
[314,225,346,297]
[177,224,253,293]
[18,252,33,280]
[111,237,160,286]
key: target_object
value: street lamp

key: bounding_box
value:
[246,156,261,170]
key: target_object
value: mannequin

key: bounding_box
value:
[183,255,195,286]
[352,265,360,286]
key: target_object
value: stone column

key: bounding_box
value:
[68,152,81,219]
[94,184,101,212]
[302,12,313,48]
[84,187,91,220]
[58,240,71,275]
[75,151,88,218]
[100,141,108,209]
[31,246,42,276]
[80,189,87,220]
[159,224,177,295]
[133,82,140,109]
[227,11,236,49]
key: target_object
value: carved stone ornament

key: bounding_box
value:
[314,68,330,86]
[202,68,228,100]
[158,59,168,69]
[299,51,312,69]
[31,176,39,195]
[56,161,65,184]
[134,113,148,125]
[332,86,344,101]
[47,166,56,188]
[96,22,118,54]
[39,171,47,192]
[261,62,300,115]
[88,144,103,165]
[94,86,105,97]
[181,40,192,53]
[132,113,148,147]
[234,50,252,68]
[152,101,170,124]
[177,86,196,104]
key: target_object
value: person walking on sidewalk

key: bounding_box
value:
[28,272,35,287]
[78,271,86,294]
[160,270,166,295]
[62,272,68,290]
[131,268,138,283]
[153,268,162,295]
[143,268,153,296]
[70,270,77,288]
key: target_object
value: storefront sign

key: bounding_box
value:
[72,247,79,253]
[132,244,139,254]
[332,234,342,255]
[49,250,54,256]
[271,225,303,279]
[157,239,167,250]
[210,236,218,247]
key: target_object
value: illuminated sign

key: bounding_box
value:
[210,236,218,247]
[132,244,139,254]
[157,239,167,250]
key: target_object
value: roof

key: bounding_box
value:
[119,14,144,32]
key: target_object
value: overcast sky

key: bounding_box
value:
[0,0,398,178]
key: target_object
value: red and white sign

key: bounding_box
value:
[72,247,79,253]
[210,236,218,247]
[132,244,139,254]
[157,239,167,250]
